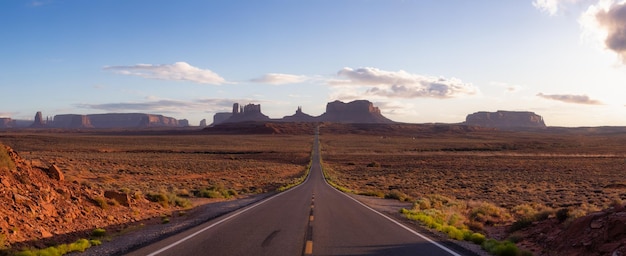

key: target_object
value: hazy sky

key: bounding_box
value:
[1,0,625,127]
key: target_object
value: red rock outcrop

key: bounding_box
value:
[281,106,317,122]
[0,118,15,128]
[46,164,64,181]
[52,114,94,128]
[211,100,395,125]
[465,110,546,129]
[520,204,626,256]
[222,103,271,123]
[318,100,394,123]
[104,190,130,207]
[0,143,167,249]
[29,111,46,128]
[52,113,184,128]
[212,113,232,126]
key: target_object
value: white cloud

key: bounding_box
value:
[533,0,561,15]
[30,1,47,7]
[533,0,582,15]
[250,73,308,85]
[0,112,15,118]
[580,0,626,62]
[103,62,228,85]
[491,81,523,93]
[537,93,604,104]
[76,98,245,114]
[373,101,417,117]
[331,67,478,99]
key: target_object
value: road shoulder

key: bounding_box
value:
[348,194,488,256]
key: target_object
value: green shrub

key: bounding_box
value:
[509,218,533,232]
[469,201,512,225]
[146,192,192,208]
[91,228,106,237]
[358,191,385,198]
[366,161,381,167]
[482,239,520,256]
[223,189,238,198]
[556,208,569,223]
[470,233,486,245]
[146,192,169,206]
[0,145,15,170]
[90,239,102,246]
[173,197,192,208]
[414,198,432,210]
[385,190,410,201]
[92,197,108,209]
[15,238,93,256]
[68,239,91,252]
[0,233,7,250]
[507,234,523,244]
[197,188,222,198]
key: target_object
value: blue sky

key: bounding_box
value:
[1,0,625,127]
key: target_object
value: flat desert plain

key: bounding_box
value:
[318,127,626,255]
[0,132,313,198]
[320,130,626,210]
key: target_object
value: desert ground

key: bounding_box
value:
[0,131,312,195]
[319,130,626,209]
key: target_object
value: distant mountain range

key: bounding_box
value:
[6,99,616,131]
[0,112,189,129]
[212,100,394,125]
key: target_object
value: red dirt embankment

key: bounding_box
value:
[519,204,626,256]
[0,144,167,250]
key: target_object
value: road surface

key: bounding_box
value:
[127,131,464,256]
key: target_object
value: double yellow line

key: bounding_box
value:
[303,193,315,255]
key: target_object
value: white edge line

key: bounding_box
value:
[339,192,462,256]
[321,173,461,256]
[147,166,313,256]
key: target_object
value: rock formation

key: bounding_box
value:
[465,110,546,129]
[222,103,270,123]
[317,100,394,124]
[211,100,395,125]
[46,164,64,181]
[199,119,207,127]
[0,143,169,248]
[104,190,130,207]
[212,113,232,126]
[53,114,94,128]
[30,111,46,128]
[281,106,317,122]
[0,118,15,128]
[52,113,185,129]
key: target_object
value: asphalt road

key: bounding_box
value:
[126,132,464,256]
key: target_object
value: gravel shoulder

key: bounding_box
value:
[349,194,488,256]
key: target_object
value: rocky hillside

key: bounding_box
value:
[0,144,166,250]
[519,204,626,255]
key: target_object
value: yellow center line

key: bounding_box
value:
[304,241,313,255]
